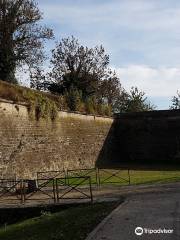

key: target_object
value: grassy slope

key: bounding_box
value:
[0,80,64,105]
[0,202,119,240]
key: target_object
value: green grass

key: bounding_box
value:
[98,170,180,186]
[54,170,180,186]
[0,201,119,240]
[38,170,180,189]
[129,170,180,185]
[0,79,65,107]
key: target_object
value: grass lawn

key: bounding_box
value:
[98,170,180,186]
[41,170,180,187]
[129,170,180,185]
[0,201,120,240]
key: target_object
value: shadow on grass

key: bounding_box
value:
[0,201,123,240]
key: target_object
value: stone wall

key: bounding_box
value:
[0,99,113,179]
[2,98,180,178]
[96,110,180,170]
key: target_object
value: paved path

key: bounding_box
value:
[87,184,180,240]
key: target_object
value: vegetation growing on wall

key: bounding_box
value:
[27,95,58,121]
[0,80,62,120]
[0,80,112,118]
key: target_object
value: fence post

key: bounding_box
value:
[89,177,93,203]
[95,168,99,188]
[52,178,56,203]
[65,169,68,185]
[55,178,59,203]
[20,180,25,204]
[128,169,131,185]
[65,169,70,185]
[36,172,40,188]
[96,168,101,187]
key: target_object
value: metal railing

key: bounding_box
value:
[24,178,56,204]
[55,176,93,203]
[98,169,131,185]
[66,168,131,186]
[67,168,99,186]
[0,179,24,204]
[37,170,65,184]
[0,176,93,205]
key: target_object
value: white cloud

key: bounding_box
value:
[30,1,180,108]
[38,0,180,67]
[114,65,180,97]
[39,0,180,32]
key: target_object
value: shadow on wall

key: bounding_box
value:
[96,109,180,170]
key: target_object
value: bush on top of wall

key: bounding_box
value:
[0,80,112,118]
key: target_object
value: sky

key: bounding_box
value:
[35,0,180,109]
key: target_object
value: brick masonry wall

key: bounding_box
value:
[0,100,113,179]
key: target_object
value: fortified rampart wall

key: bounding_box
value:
[0,99,113,179]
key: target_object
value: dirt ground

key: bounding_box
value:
[0,181,180,208]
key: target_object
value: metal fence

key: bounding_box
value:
[0,176,93,205]
[67,168,99,186]
[98,169,131,185]
[23,178,56,204]
[1,168,179,206]
[36,168,132,188]
[37,170,65,183]
[55,176,93,203]
[66,168,131,186]
[0,179,24,204]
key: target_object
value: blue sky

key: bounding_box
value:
[35,0,180,109]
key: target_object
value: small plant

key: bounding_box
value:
[34,95,58,121]
[85,97,95,114]
[65,86,83,111]
[0,80,59,120]
[40,210,52,217]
